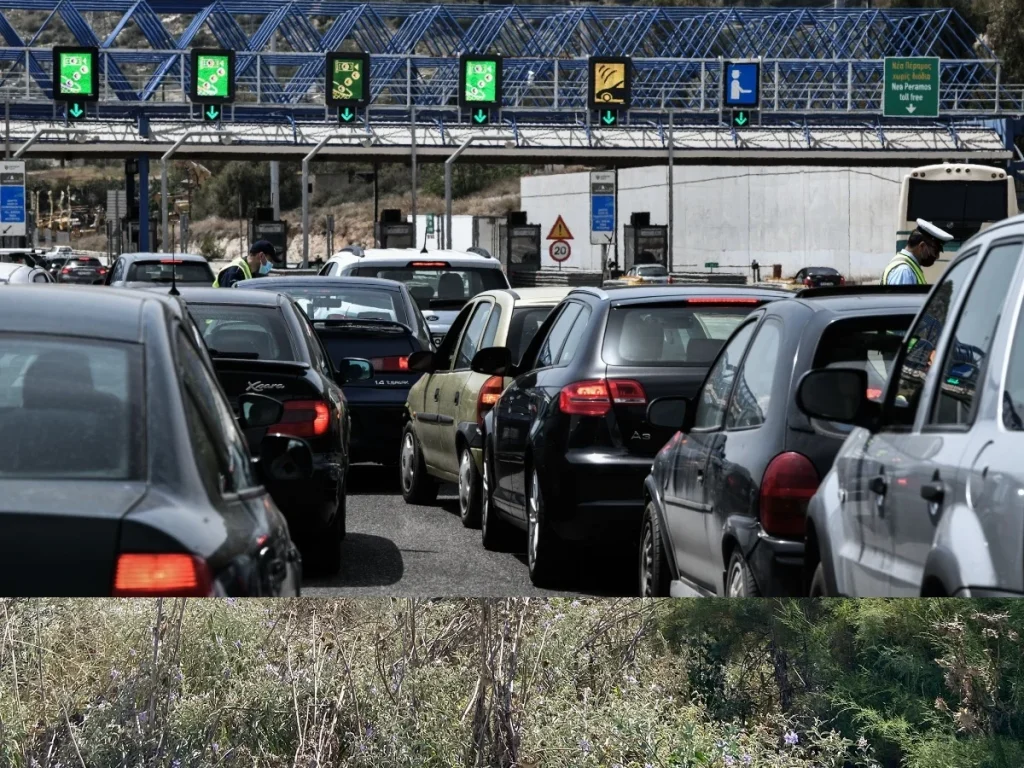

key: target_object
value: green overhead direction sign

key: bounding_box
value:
[884,57,940,118]
[459,53,502,125]
[326,51,370,124]
[53,47,99,120]
[731,110,756,128]
[190,48,235,119]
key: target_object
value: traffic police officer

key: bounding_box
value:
[213,240,276,288]
[880,218,953,285]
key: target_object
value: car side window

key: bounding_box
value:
[929,242,1022,428]
[480,303,503,349]
[886,252,978,428]
[295,304,332,376]
[435,303,476,370]
[112,259,125,282]
[725,319,781,430]
[537,302,583,368]
[692,321,758,431]
[556,305,593,365]
[455,301,493,370]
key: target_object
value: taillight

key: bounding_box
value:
[558,378,647,416]
[98,267,107,274]
[113,553,213,597]
[61,268,70,274]
[839,276,846,286]
[268,400,330,438]
[866,387,882,401]
[667,276,673,284]
[477,375,504,424]
[759,452,819,538]
[804,277,812,286]
[369,356,409,372]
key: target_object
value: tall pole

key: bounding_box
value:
[4,96,10,159]
[410,106,417,227]
[444,134,514,250]
[269,35,280,219]
[667,110,674,273]
[161,130,230,253]
[302,132,341,267]
[138,117,150,252]
[372,161,379,247]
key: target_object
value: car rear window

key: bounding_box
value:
[508,306,555,364]
[274,285,409,326]
[602,302,760,366]
[812,315,915,402]
[128,260,214,284]
[0,335,143,479]
[351,263,509,310]
[187,304,297,361]
[637,265,668,276]
[69,257,101,267]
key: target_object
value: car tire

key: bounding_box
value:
[639,503,671,597]
[400,424,438,505]
[458,446,483,528]
[526,466,564,588]
[336,489,347,542]
[481,442,513,551]
[725,549,760,597]
[308,503,343,577]
[808,561,829,597]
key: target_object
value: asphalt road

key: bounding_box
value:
[304,464,637,597]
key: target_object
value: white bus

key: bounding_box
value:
[896,162,1018,282]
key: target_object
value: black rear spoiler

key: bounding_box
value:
[312,318,414,335]
[795,285,931,299]
[210,358,311,377]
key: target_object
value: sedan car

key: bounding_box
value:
[105,252,215,288]
[795,266,845,288]
[0,262,53,284]
[163,286,371,575]
[56,256,108,284]
[639,284,927,598]
[0,286,306,597]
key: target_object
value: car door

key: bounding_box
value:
[666,318,758,592]
[417,302,476,465]
[847,251,979,596]
[882,240,1022,595]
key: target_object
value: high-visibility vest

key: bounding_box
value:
[212,257,251,287]
[880,250,926,285]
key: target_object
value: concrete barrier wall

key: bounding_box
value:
[521,165,913,281]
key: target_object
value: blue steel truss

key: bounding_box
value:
[0,2,1014,123]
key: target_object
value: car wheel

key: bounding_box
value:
[725,549,760,597]
[527,467,563,588]
[481,442,513,551]
[639,503,671,597]
[458,447,482,528]
[400,425,438,505]
[307,503,343,577]
[336,489,347,542]
[808,561,829,597]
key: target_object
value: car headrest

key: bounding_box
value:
[686,338,725,363]
[207,328,273,360]
[21,350,95,407]
[621,317,664,361]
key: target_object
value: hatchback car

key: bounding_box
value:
[639,285,928,598]
[57,255,107,284]
[105,252,215,288]
[799,221,1024,597]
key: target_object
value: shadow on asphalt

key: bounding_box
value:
[309,533,405,588]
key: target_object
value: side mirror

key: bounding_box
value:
[796,368,877,427]
[258,434,315,481]
[471,346,513,376]
[647,396,689,429]
[237,393,284,429]
[408,350,437,373]
[337,357,374,384]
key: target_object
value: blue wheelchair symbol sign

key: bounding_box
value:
[724,62,760,108]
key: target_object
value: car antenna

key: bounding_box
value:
[168,235,180,297]
[419,221,429,255]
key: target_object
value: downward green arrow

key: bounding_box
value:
[601,110,616,125]
[340,108,354,121]
[205,105,220,120]
[734,111,748,126]
[473,108,487,124]
[69,103,83,118]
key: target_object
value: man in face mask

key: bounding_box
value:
[880,218,953,285]
[213,240,276,287]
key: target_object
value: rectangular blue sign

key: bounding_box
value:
[724,62,760,107]
[0,186,25,223]
[591,194,615,232]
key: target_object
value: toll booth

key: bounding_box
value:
[249,207,288,265]
[623,212,669,272]
[375,209,415,249]
[121,213,159,254]
[498,211,541,284]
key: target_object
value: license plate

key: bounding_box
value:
[819,281,835,286]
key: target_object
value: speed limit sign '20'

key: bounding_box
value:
[549,240,571,263]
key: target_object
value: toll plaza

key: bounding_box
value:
[499,212,541,284]
[376,210,416,249]
[622,212,668,272]
[249,208,288,265]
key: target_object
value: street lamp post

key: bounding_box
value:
[445,134,515,250]
[161,130,232,253]
[13,128,87,158]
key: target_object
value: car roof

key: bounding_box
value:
[0,262,29,277]
[331,248,502,267]
[119,252,208,264]
[788,292,927,313]
[570,285,793,303]
[146,286,288,306]
[479,286,573,306]
[0,285,182,341]
[235,276,405,292]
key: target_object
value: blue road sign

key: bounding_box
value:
[724,62,760,108]
[592,195,615,233]
[0,161,26,237]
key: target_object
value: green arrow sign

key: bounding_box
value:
[601,109,618,126]
[204,105,220,122]
[472,108,488,124]
[339,107,355,123]
[68,102,84,120]
[734,111,748,126]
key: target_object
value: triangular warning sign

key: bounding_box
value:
[546,215,573,241]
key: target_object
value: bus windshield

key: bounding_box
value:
[906,178,1009,239]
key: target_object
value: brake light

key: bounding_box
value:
[98,267,107,274]
[370,355,409,372]
[839,276,846,286]
[667,276,673,284]
[267,400,330,438]
[804,277,812,286]
[686,297,760,304]
[477,375,504,424]
[866,388,882,401]
[759,452,819,538]
[558,378,647,416]
[61,268,70,274]
[113,553,213,596]
[160,259,182,264]
[409,261,449,268]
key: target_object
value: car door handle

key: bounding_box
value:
[869,476,887,496]
[696,470,704,484]
[920,482,944,504]
[454,391,460,405]
[433,388,440,402]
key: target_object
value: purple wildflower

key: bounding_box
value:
[742,755,752,765]
[364,725,375,740]
[212,743,219,754]
[137,712,148,724]
[171,761,181,768]
[784,730,799,746]
[579,738,593,754]
[234,640,242,650]
[725,757,736,767]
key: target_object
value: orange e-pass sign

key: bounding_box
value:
[546,215,573,240]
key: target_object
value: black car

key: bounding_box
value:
[57,255,108,284]
[472,285,790,587]
[639,285,929,598]
[0,285,308,597]
[162,286,372,574]
[235,276,433,465]
[795,266,845,288]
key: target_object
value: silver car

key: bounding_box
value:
[798,216,1024,597]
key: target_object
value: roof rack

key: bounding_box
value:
[795,284,931,299]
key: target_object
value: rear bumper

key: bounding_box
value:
[746,533,805,597]
[348,402,406,463]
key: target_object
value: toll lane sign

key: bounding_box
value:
[588,57,632,112]
[190,48,236,103]
[884,57,939,117]
[0,161,26,237]
[326,52,370,108]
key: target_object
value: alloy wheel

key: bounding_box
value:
[727,560,746,597]
[527,469,540,568]
[458,451,472,516]
[400,433,415,494]
[640,522,654,597]
[481,453,491,532]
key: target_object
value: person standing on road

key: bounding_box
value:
[212,240,276,287]
[880,218,953,285]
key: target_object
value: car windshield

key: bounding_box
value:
[187,304,297,361]
[636,265,667,276]
[508,306,556,364]
[269,285,409,325]
[0,335,142,479]
[127,260,214,284]
[603,303,759,366]
[351,264,509,310]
